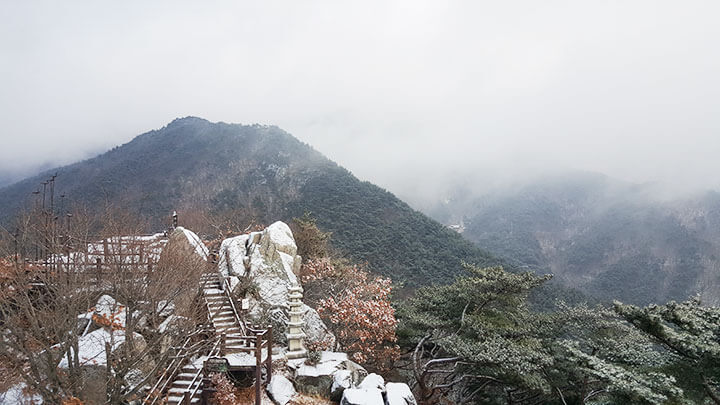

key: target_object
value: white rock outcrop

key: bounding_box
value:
[340,388,385,405]
[58,328,145,368]
[386,383,417,405]
[217,221,335,347]
[358,373,385,393]
[289,351,367,398]
[331,370,353,400]
[167,226,208,262]
[267,374,297,405]
[177,226,209,260]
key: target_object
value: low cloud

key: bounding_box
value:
[1,1,719,199]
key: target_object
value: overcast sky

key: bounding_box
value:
[1,1,719,199]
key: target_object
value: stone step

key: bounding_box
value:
[212,314,235,321]
[215,323,239,329]
[169,386,200,394]
[174,372,200,381]
[207,302,232,307]
[167,394,200,405]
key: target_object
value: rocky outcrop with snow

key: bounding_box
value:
[58,327,145,368]
[385,383,417,405]
[288,351,367,398]
[217,221,335,346]
[339,374,415,405]
[340,387,385,405]
[267,374,297,405]
[165,226,208,262]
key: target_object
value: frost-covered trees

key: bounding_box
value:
[615,298,720,403]
[398,264,701,404]
[399,264,554,403]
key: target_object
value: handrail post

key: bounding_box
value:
[221,333,226,356]
[267,327,272,382]
[183,391,190,405]
[255,337,262,405]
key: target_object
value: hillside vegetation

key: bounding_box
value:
[420,172,720,305]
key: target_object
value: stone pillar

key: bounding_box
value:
[286,285,307,359]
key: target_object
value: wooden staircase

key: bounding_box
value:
[166,363,204,405]
[159,272,272,405]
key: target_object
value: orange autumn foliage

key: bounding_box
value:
[301,258,400,371]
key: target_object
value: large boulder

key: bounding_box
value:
[58,327,145,368]
[358,374,385,393]
[340,388,384,405]
[302,304,335,347]
[267,374,297,405]
[166,226,208,262]
[217,233,255,278]
[385,383,417,405]
[331,370,353,401]
[218,222,299,304]
[217,221,335,346]
[290,352,367,398]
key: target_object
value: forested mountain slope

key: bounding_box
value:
[420,172,720,305]
[0,117,499,286]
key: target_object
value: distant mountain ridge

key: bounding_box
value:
[420,172,720,305]
[0,117,500,286]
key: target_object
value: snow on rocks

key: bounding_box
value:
[289,351,366,397]
[339,374,416,405]
[385,383,417,405]
[217,221,335,346]
[247,222,301,307]
[302,304,335,348]
[0,383,42,405]
[267,352,415,404]
[177,226,209,260]
[58,327,144,368]
[331,370,353,401]
[358,374,385,393]
[218,234,253,277]
[94,294,127,328]
[267,374,297,405]
[166,226,208,262]
[340,387,385,405]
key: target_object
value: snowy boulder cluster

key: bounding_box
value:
[217,221,334,346]
[341,374,416,405]
[265,352,416,405]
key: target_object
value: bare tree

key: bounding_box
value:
[0,203,208,403]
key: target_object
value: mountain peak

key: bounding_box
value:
[165,116,210,129]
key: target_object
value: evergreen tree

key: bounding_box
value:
[615,298,720,404]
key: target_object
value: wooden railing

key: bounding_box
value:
[142,326,214,405]
[181,335,223,405]
[222,276,246,336]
